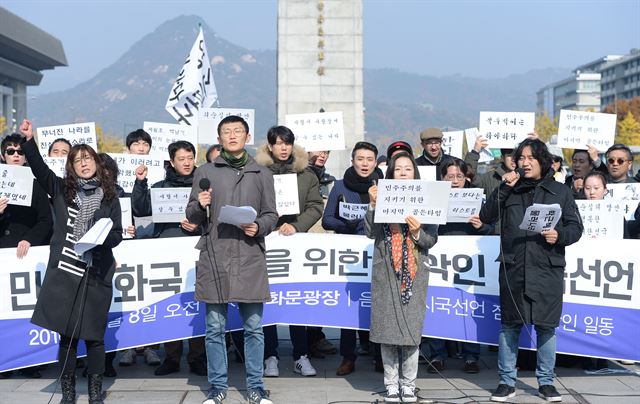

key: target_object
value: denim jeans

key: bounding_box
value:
[205,303,264,391]
[498,323,556,387]
[380,344,419,390]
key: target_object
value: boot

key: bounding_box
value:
[59,373,76,404]
[88,374,105,404]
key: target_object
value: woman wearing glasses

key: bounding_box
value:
[19,119,122,404]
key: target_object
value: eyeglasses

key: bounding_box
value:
[607,158,629,165]
[220,129,246,136]
[421,139,442,145]
[317,151,330,156]
[73,156,94,165]
[5,149,24,156]
[444,174,465,181]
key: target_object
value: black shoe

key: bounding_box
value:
[88,373,105,404]
[427,360,444,374]
[463,360,480,374]
[490,384,516,402]
[154,359,180,376]
[539,385,562,402]
[60,373,76,404]
[189,360,207,376]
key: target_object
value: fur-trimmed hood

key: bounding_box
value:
[255,143,310,174]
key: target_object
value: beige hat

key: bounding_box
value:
[419,128,443,141]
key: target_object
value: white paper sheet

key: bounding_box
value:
[74,218,114,255]
[518,203,562,234]
[218,205,257,227]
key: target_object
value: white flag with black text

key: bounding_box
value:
[165,27,217,125]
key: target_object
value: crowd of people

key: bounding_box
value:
[0,116,639,404]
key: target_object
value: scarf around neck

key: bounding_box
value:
[164,166,194,187]
[383,223,418,305]
[73,178,104,242]
[221,149,249,169]
[343,166,379,204]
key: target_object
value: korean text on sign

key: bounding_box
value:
[284,111,345,152]
[375,179,451,224]
[478,112,535,149]
[36,122,97,158]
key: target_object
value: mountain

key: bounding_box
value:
[29,15,568,151]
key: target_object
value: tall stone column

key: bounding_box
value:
[277,0,364,179]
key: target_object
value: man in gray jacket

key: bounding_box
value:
[186,115,278,404]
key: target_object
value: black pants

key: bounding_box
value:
[264,325,308,361]
[164,337,205,364]
[59,336,104,375]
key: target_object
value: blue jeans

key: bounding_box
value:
[205,303,264,391]
[498,324,556,387]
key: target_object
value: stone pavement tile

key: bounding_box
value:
[0,391,63,404]
[0,378,25,392]
[104,390,186,403]
[140,377,206,391]
[558,375,634,392]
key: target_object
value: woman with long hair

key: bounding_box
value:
[20,119,122,404]
[366,152,438,402]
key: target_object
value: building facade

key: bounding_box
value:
[600,49,640,109]
[0,7,66,134]
[536,71,602,120]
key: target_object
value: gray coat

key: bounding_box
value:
[365,209,438,346]
[185,155,278,304]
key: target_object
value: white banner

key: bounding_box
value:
[142,122,199,157]
[108,153,166,194]
[606,184,640,220]
[36,122,97,158]
[442,130,464,159]
[198,108,255,145]
[119,197,133,239]
[375,179,451,224]
[447,188,484,223]
[576,200,624,239]
[150,188,190,223]
[464,127,493,163]
[557,110,617,152]
[42,157,66,178]
[165,27,217,126]
[0,165,34,207]
[284,111,345,152]
[478,111,535,149]
[273,174,300,216]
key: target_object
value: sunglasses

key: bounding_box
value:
[5,149,24,156]
[607,158,629,165]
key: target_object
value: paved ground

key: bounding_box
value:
[1,329,639,404]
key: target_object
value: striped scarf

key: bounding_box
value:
[73,178,103,241]
[383,223,418,304]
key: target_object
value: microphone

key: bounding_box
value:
[504,167,526,183]
[199,178,211,219]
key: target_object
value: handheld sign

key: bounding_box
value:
[198,108,255,145]
[36,122,97,158]
[447,188,484,223]
[0,165,34,207]
[42,157,66,178]
[284,111,345,152]
[557,110,617,152]
[576,200,624,239]
[119,197,133,239]
[142,122,199,157]
[108,153,166,194]
[375,179,451,224]
[605,183,640,220]
[417,166,436,181]
[465,127,493,163]
[273,174,300,216]
[518,203,561,233]
[479,112,535,149]
[442,130,464,159]
[150,188,190,223]
[339,202,368,220]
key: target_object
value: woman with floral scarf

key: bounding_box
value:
[365,152,438,403]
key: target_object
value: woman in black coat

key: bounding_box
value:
[20,119,122,404]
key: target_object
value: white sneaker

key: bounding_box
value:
[294,355,317,376]
[384,385,401,403]
[119,349,136,366]
[400,385,417,402]
[143,348,161,366]
[264,356,279,377]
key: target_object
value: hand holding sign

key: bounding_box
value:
[541,228,558,245]
[368,184,378,208]
[20,119,33,140]
[405,216,421,238]
[0,197,7,214]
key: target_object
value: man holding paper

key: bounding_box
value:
[187,115,277,404]
[480,138,583,403]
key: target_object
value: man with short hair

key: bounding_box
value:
[416,128,487,180]
[47,138,71,157]
[126,129,152,155]
[187,115,277,404]
[307,150,335,198]
[602,144,637,184]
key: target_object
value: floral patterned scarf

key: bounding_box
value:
[383,223,418,304]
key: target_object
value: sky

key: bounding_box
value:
[3,0,639,94]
